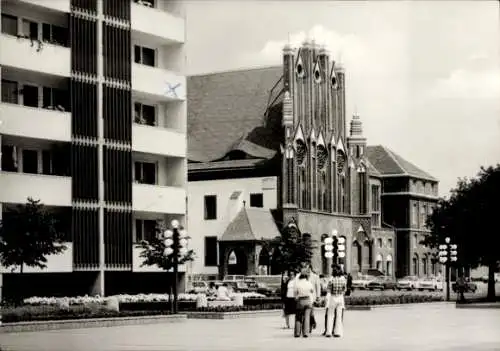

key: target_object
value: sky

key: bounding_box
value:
[184,0,500,196]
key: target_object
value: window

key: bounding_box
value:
[134,45,155,67]
[204,236,218,266]
[22,84,39,108]
[388,238,393,248]
[22,19,38,40]
[42,23,68,46]
[371,185,380,212]
[413,234,418,249]
[1,14,17,36]
[420,204,427,228]
[377,238,383,248]
[134,102,156,126]
[1,145,17,172]
[412,203,418,227]
[422,257,428,275]
[1,80,18,104]
[42,150,52,175]
[22,149,38,174]
[135,219,157,242]
[43,87,67,111]
[134,161,156,184]
[250,193,264,208]
[204,195,217,220]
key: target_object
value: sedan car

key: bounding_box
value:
[418,277,443,291]
[188,281,209,294]
[367,276,397,290]
[223,280,249,293]
[351,275,374,290]
[396,276,419,291]
[256,282,275,296]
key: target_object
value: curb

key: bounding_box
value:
[187,309,283,319]
[367,301,453,310]
[0,314,187,333]
[455,303,500,309]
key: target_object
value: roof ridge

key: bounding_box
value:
[189,65,282,78]
[380,145,409,176]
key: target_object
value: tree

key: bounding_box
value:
[135,222,195,271]
[0,197,67,274]
[264,219,316,275]
[423,164,500,301]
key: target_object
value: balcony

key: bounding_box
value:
[132,63,186,102]
[132,247,186,273]
[0,34,70,77]
[133,183,185,214]
[17,0,70,13]
[0,172,71,206]
[132,124,186,158]
[0,103,71,142]
[0,243,73,274]
[131,2,185,45]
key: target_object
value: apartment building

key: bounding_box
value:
[0,0,187,298]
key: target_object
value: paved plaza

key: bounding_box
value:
[1,304,500,351]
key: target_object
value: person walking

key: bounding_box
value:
[325,265,347,338]
[283,271,296,328]
[293,273,314,338]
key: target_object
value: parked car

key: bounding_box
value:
[396,276,419,291]
[418,277,443,291]
[223,280,249,293]
[367,276,397,290]
[452,280,478,293]
[256,282,275,296]
[351,275,374,290]
[223,275,246,281]
[244,280,259,293]
[188,281,209,294]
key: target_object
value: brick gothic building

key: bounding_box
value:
[187,41,439,279]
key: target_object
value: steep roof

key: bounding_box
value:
[220,207,281,242]
[366,145,437,182]
[187,66,284,162]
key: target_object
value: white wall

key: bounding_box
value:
[187,176,278,274]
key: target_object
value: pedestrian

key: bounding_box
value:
[295,263,321,333]
[325,264,347,338]
[345,273,353,297]
[283,271,296,328]
[322,273,333,336]
[293,273,314,338]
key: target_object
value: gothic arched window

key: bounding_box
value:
[296,139,307,166]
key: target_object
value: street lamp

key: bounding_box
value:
[438,236,458,301]
[161,219,189,314]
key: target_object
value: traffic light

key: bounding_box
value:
[449,244,458,262]
[163,229,174,256]
[323,237,334,259]
[337,236,346,259]
[178,228,188,256]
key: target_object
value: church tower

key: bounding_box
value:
[347,114,369,215]
[281,41,350,216]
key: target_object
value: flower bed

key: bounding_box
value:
[1,304,171,324]
[3,293,444,324]
[22,292,267,307]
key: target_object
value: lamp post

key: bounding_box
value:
[162,219,188,314]
[438,237,458,302]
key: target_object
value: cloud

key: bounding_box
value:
[428,68,500,100]
[244,25,367,67]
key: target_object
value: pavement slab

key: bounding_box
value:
[1,304,499,351]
